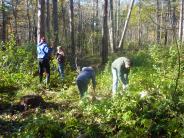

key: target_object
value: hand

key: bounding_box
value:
[50,45,54,48]
[123,84,128,91]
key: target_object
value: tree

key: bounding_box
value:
[11,0,18,43]
[179,0,184,41]
[70,0,76,69]
[109,0,116,52]
[118,0,135,49]
[26,0,31,42]
[46,0,50,44]
[77,0,82,54]
[156,0,161,44]
[115,0,120,46]
[37,0,45,43]
[1,0,6,42]
[61,2,67,46]
[96,0,99,29]
[172,0,177,37]
[138,0,142,47]
[101,0,108,64]
[30,0,38,43]
[52,0,58,49]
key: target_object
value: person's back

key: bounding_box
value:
[56,52,65,64]
[77,67,94,82]
[37,42,49,60]
[112,57,130,71]
[76,67,96,98]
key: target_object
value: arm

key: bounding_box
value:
[61,51,64,56]
[36,46,39,55]
[48,47,53,54]
[43,43,53,54]
[56,53,59,59]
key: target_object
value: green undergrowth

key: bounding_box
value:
[0,38,184,137]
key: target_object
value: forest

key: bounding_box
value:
[0,0,184,137]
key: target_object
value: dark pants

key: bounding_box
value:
[76,79,88,97]
[38,59,50,84]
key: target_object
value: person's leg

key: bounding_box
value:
[60,63,64,79]
[38,60,44,83]
[58,63,64,79]
[112,67,118,95]
[77,80,88,98]
[58,64,62,76]
[45,60,50,84]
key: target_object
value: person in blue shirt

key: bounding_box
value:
[37,36,52,85]
[76,66,96,98]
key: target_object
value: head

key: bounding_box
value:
[82,67,87,71]
[125,59,132,69]
[57,46,63,52]
[40,36,46,43]
[82,66,93,71]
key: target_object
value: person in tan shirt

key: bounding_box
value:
[111,57,132,94]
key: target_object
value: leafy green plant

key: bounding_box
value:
[16,115,64,138]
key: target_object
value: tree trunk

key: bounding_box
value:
[46,0,50,44]
[26,0,31,42]
[70,0,76,69]
[118,0,135,49]
[115,0,120,47]
[37,0,45,43]
[2,0,6,42]
[52,0,58,49]
[172,0,176,26]
[30,0,37,43]
[161,0,163,43]
[101,0,108,64]
[92,0,95,55]
[172,0,177,41]
[138,0,142,47]
[12,0,18,44]
[179,0,184,41]
[96,0,99,29]
[164,0,171,45]
[95,0,100,55]
[77,0,82,55]
[61,3,67,47]
[156,0,161,44]
[109,0,115,52]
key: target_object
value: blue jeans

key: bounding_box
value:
[58,63,64,79]
[76,79,88,98]
[112,67,128,94]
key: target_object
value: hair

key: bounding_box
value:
[129,59,133,67]
[58,46,64,52]
[81,65,96,71]
[57,46,61,50]
[40,36,46,42]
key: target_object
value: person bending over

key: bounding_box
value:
[76,66,96,98]
[111,57,132,95]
